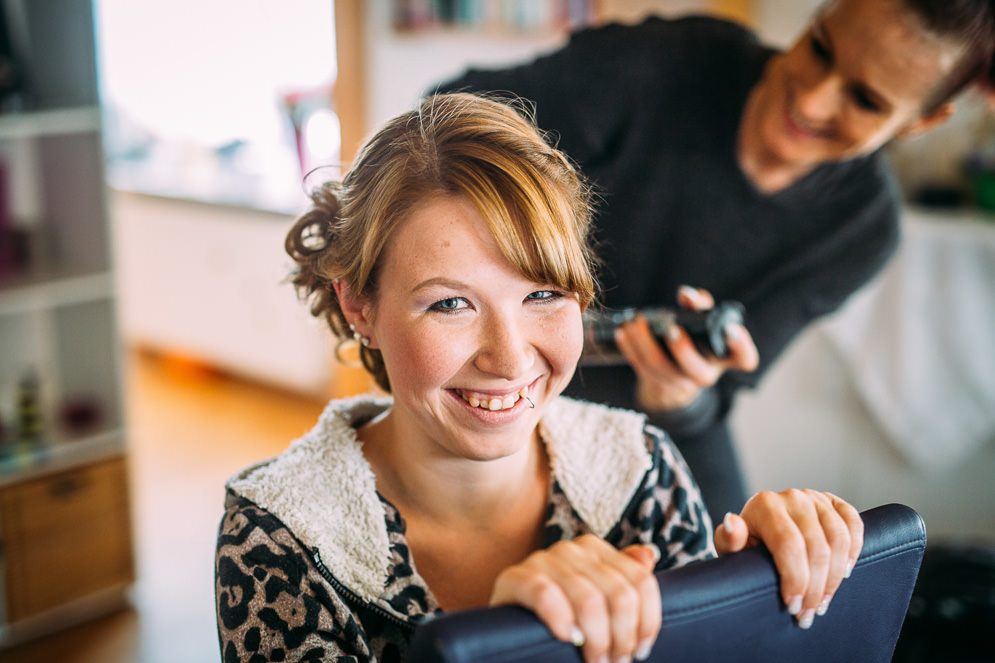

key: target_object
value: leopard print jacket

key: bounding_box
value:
[215,396,715,663]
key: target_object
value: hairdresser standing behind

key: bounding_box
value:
[433,0,995,521]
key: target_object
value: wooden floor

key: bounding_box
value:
[0,349,328,663]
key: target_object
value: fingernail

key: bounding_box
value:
[725,323,745,341]
[844,558,856,578]
[677,284,699,302]
[613,656,632,663]
[798,609,816,630]
[787,595,803,616]
[570,625,585,647]
[817,594,832,616]
[646,542,662,562]
[595,656,610,663]
[722,511,735,531]
[666,323,681,342]
[635,639,654,661]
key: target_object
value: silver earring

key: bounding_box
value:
[349,323,370,347]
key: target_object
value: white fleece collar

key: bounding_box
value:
[227,395,651,603]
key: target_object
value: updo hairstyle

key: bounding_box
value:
[285,93,598,393]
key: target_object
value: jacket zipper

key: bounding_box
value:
[311,548,418,633]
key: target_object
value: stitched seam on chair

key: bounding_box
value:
[855,539,926,567]
[659,540,924,622]
[661,585,771,621]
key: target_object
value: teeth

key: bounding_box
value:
[459,387,530,412]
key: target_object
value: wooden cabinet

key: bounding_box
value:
[0,456,134,624]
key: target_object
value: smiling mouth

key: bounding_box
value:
[784,97,833,140]
[456,386,532,412]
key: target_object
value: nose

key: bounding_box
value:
[794,70,842,125]
[474,312,533,379]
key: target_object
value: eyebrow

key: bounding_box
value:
[411,277,466,294]
[813,16,893,113]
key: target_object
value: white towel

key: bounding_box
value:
[820,209,995,471]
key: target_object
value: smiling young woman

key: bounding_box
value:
[215,93,867,663]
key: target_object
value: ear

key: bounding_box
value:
[332,280,376,346]
[896,102,955,139]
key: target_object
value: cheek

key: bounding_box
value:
[379,320,467,392]
[541,315,584,376]
[837,113,901,155]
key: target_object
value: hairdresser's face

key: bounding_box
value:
[743,0,963,167]
[364,194,583,461]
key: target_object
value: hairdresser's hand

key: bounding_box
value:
[490,534,661,663]
[615,285,759,412]
[714,489,864,630]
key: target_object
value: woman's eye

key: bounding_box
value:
[853,89,882,113]
[430,297,468,312]
[526,290,562,302]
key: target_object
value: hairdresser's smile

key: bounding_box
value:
[361,193,583,463]
[739,0,963,188]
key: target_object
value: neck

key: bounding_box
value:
[358,410,548,527]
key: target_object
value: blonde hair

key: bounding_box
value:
[285,93,598,392]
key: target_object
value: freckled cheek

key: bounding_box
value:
[541,320,584,375]
[383,327,471,392]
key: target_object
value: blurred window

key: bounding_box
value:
[95,0,337,212]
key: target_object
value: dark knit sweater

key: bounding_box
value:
[435,16,900,516]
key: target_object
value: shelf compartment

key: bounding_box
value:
[0,107,101,140]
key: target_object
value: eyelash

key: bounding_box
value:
[852,89,881,113]
[809,33,830,63]
[808,33,882,114]
[428,290,565,314]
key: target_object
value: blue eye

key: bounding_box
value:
[430,297,467,312]
[527,290,562,302]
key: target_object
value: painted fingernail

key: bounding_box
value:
[798,609,816,629]
[844,558,856,578]
[787,595,803,616]
[570,625,585,647]
[722,511,735,531]
[666,323,681,342]
[677,284,698,301]
[635,638,654,660]
[646,542,662,562]
[724,323,745,341]
[613,656,632,663]
[817,594,832,616]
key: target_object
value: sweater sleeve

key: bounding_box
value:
[215,496,372,663]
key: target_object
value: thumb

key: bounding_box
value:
[622,542,662,570]
[714,512,751,556]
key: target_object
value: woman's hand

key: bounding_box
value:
[714,489,865,629]
[615,286,759,412]
[490,534,662,663]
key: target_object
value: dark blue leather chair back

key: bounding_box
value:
[409,503,926,663]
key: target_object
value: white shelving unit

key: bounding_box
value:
[0,0,133,646]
